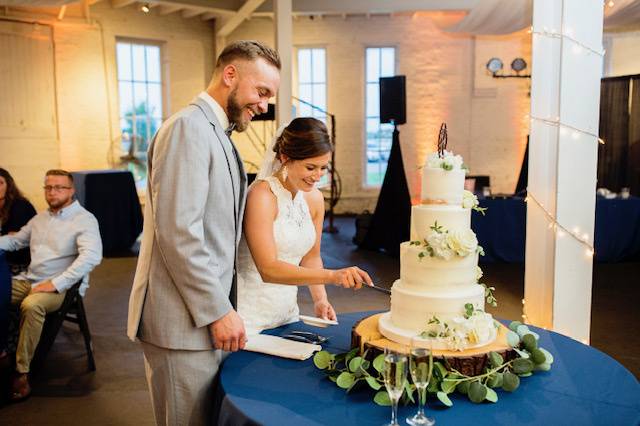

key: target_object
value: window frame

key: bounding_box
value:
[115,37,166,192]
[363,45,397,188]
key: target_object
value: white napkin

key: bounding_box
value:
[243,334,322,360]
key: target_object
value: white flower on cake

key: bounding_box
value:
[425,231,454,260]
[462,190,478,209]
[462,190,488,215]
[445,229,478,257]
[411,221,482,260]
[421,307,497,351]
[476,266,483,281]
[425,150,465,171]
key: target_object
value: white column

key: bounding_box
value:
[524,0,603,343]
[274,0,293,126]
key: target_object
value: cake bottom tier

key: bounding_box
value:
[379,312,498,351]
[390,280,486,330]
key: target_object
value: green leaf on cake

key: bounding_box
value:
[374,390,392,406]
[336,372,355,389]
[436,391,453,407]
[464,303,474,318]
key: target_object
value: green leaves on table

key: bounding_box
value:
[314,320,554,408]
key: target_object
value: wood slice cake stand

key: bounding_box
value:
[351,313,515,376]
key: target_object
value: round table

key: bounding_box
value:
[215,312,640,426]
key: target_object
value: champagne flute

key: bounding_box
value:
[383,348,408,426]
[407,339,435,426]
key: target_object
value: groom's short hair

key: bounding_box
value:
[216,40,281,71]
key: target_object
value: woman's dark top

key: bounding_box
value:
[1,197,37,271]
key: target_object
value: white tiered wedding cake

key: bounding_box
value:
[378,145,498,351]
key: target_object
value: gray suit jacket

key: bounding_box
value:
[127,96,247,350]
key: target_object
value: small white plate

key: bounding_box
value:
[299,315,338,328]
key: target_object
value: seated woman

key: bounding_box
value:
[237,118,372,335]
[0,168,36,360]
[0,168,37,273]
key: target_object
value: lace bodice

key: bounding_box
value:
[237,176,316,335]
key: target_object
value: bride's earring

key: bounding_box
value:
[281,165,288,182]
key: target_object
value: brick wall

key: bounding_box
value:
[228,15,532,213]
[1,3,215,209]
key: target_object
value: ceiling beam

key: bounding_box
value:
[181,7,203,18]
[217,0,265,37]
[201,12,217,21]
[255,0,480,14]
[110,0,137,8]
[158,4,182,15]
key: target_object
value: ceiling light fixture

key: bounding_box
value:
[141,3,150,13]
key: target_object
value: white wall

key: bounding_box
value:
[228,15,531,213]
[604,29,640,77]
[0,3,216,209]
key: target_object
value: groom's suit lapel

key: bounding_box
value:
[190,97,247,308]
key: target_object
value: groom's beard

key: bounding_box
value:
[227,89,250,132]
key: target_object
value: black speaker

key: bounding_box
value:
[253,103,276,121]
[380,76,406,125]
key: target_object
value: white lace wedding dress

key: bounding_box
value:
[236,176,316,335]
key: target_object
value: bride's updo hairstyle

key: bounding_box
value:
[273,117,333,161]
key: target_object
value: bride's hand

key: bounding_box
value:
[314,299,337,320]
[330,267,373,289]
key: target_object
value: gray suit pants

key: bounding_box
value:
[141,341,225,426]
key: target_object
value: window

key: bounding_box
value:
[297,48,327,120]
[296,47,330,187]
[116,40,163,191]
[365,47,396,186]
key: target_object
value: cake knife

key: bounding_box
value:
[365,283,391,295]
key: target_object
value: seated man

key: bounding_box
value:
[0,169,102,401]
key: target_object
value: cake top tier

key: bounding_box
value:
[424,150,466,172]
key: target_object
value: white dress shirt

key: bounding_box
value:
[0,200,102,296]
[198,91,230,131]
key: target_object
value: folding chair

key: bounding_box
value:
[31,281,96,372]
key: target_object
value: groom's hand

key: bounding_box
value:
[209,310,247,352]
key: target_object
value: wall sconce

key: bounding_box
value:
[141,3,151,13]
[486,57,531,79]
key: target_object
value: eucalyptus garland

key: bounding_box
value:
[313,321,553,407]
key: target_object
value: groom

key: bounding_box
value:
[128,40,281,425]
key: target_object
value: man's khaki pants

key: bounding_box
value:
[11,279,65,373]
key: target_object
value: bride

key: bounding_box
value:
[237,117,372,335]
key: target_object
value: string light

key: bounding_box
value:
[530,115,604,143]
[532,29,605,57]
[526,191,595,256]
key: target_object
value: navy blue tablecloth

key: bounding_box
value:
[472,196,640,263]
[216,312,640,426]
[0,252,11,351]
[71,170,143,255]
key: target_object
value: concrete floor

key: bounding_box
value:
[0,216,637,424]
